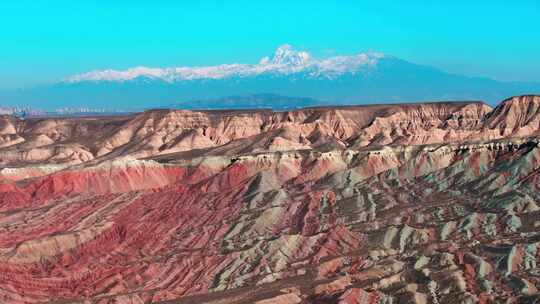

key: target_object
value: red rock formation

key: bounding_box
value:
[1,95,540,303]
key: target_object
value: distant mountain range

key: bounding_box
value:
[164,94,327,111]
[1,44,539,110]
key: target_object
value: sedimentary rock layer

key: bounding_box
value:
[1,95,540,303]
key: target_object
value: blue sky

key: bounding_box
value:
[0,0,539,89]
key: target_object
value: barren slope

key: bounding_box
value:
[1,95,540,303]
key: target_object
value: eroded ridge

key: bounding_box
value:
[1,96,540,303]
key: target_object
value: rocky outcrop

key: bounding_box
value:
[0,100,498,167]
[484,95,540,136]
[1,96,540,303]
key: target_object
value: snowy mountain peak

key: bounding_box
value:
[269,44,311,66]
[64,45,384,83]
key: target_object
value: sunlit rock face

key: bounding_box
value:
[1,95,540,303]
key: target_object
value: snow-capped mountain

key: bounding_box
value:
[1,45,539,110]
[65,44,384,83]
